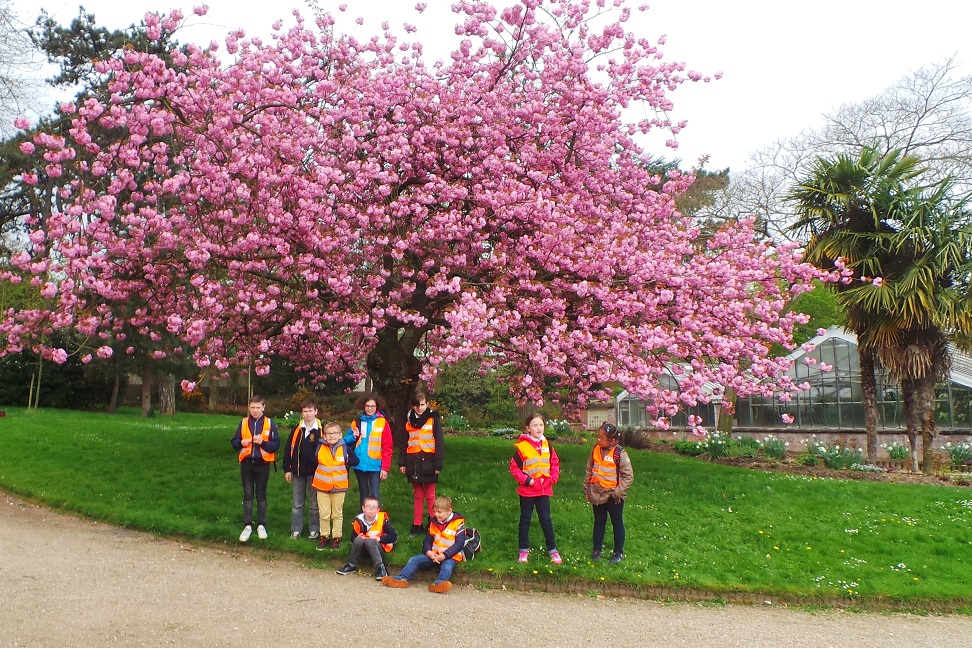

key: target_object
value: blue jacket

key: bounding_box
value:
[344,412,392,473]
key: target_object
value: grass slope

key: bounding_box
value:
[2,407,970,605]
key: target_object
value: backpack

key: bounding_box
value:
[461,527,482,561]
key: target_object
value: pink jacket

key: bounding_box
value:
[509,434,560,497]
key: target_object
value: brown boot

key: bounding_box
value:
[382,575,409,588]
[428,581,452,594]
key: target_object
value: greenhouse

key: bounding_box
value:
[615,327,972,432]
[735,327,972,431]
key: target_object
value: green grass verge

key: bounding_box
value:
[2,407,971,606]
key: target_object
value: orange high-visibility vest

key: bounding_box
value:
[352,511,394,553]
[514,439,550,478]
[312,443,349,492]
[430,515,466,562]
[352,417,387,460]
[239,417,275,463]
[590,445,619,488]
[405,418,436,454]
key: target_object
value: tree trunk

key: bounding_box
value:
[159,373,176,416]
[859,348,879,462]
[366,325,424,445]
[107,373,120,414]
[915,376,938,474]
[716,386,735,437]
[901,378,920,473]
[207,371,218,413]
[141,362,153,417]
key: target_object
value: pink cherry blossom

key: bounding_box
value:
[781,413,794,425]
[1,0,829,417]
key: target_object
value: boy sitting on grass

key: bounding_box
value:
[336,496,398,580]
[381,495,466,593]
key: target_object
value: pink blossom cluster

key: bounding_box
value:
[1,0,828,415]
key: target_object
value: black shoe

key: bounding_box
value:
[591,550,602,561]
[374,564,388,580]
[608,553,624,565]
[336,563,356,576]
[409,524,424,537]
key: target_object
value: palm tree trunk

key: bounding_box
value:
[901,379,920,473]
[859,349,879,461]
[915,377,938,474]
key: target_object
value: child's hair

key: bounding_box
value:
[248,394,266,405]
[322,421,343,435]
[362,496,380,508]
[433,495,453,511]
[600,423,622,442]
[299,398,317,410]
[355,392,387,412]
[410,390,429,407]
[524,412,544,428]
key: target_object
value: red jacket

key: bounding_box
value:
[509,434,560,497]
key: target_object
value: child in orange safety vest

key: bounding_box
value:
[336,496,399,580]
[381,495,467,593]
[230,395,281,543]
[509,413,562,565]
[313,421,358,551]
[583,423,634,565]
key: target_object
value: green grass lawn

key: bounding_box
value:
[2,407,971,606]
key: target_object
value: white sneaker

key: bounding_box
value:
[239,525,253,542]
[308,531,320,540]
[290,531,300,539]
[256,525,268,540]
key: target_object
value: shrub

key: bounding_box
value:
[850,463,887,473]
[673,440,705,456]
[444,412,470,431]
[545,418,572,439]
[699,431,730,460]
[760,435,789,459]
[942,442,972,466]
[814,443,864,470]
[880,441,911,461]
[795,453,818,467]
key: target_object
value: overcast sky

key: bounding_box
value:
[12,0,972,171]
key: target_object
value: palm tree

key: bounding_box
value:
[790,149,972,472]
[852,180,972,471]
[788,148,922,462]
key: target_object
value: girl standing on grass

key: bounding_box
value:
[583,423,634,564]
[399,391,445,537]
[509,413,562,564]
[345,393,393,506]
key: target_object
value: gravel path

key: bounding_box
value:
[3,491,971,648]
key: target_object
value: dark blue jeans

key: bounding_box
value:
[354,470,381,506]
[592,498,625,555]
[518,495,557,552]
[397,554,457,584]
[240,462,270,526]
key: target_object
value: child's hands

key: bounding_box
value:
[253,435,263,445]
[241,438,252,447]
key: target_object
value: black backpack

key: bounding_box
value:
[461,527,482,561]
